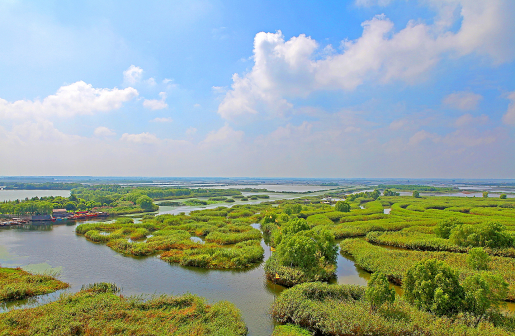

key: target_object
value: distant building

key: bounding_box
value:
[52,209,70,218]
[30,214,52,221]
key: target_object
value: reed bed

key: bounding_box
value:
[272,282,515,336]
[0,267,69,302]
[0,283,247,335]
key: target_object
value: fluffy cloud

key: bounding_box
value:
[186,127,197,135]
[443,92,483,110]
[150,117,173,123]
[143,92,168,110]
[94,126,116,137]
[200,124,244,147]
[502,92,515,125]
[120,132,160,144]
[455,114,488,128]
[0,81,138,119]
[123,65,143,85]
[218,0,515,120]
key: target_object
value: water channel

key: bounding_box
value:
[0,188,370,336]
[1,188,513,335]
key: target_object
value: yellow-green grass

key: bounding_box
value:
[341,239,515,300]
[0,284,247,336]
[0,267,69,302]
[272,282,515,336]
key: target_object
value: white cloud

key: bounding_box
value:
[143,92,168,110]
[186,127,197,135]
[94,126,116,137]
[355,0,393,7]
[0,81,138,119]
[145,77,157,86]
[443,92,483,110]
[123,65,143,85]
[218,0,515,120]
[150,117,173,123]
[120,132,160,145]
[201,124,244,147]
[193,103,201,108]
[408,130,438,146]
[455,114,488,128]
[502,92,515,125]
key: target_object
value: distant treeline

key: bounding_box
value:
[2,182,83,190]
[377,185,456,192]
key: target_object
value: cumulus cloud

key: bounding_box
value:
[94,126,116,137]
[200,124,244,147]
[123,65,143,85]
[186,127,197,135]
[120,132,160,145]
[150,117,173,123]
[143,92,168,110]
[502,92,515,125]
[408,130,438,146]
[217,0,515,120]
[0,81,138,119]
[455,114,488,128]
[355,0,393,6]
[443,92,483,110]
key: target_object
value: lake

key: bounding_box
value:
[0,190,71,202]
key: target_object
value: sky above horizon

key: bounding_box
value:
[0,0,514,178]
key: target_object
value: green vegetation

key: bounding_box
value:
[264,218,337,286]
[77,205,265,269]
[340,239,515,300]
[378,184,457,192]
[335,200,350,212]
[0,267,68,302]
[272,282,514,336]
[365,272,395,311]
[0,282,247,335]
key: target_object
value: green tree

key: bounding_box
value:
[482,191,488,198]
[413,191,420,198]
[335,201,350,212]
[463,273,508,326]
[366,272,395,311]
[136,195,154,211]
[298,229,338,265]
[467,247,490,270]
[500,194,507,199]
[404,259,464,316]
[65,202,77,211]
[276,235,318,269]
[435,217,462,239]
[450,222,513,249]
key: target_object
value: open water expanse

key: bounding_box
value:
[0,190,71,202]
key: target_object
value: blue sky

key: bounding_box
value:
[0,0,514,178]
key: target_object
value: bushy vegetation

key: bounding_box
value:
[76,205,265,269]
[272,282,514,336]
[0,267,68,302]
[264,218,337,286]
[0,283,247,335]
[341,239,515,300]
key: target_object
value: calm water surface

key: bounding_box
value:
[0,192,372,336]
[0,190,70,202]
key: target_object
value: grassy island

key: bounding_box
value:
[76,205,267,269]
[0,283,247,336]
[0,267,69,302]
